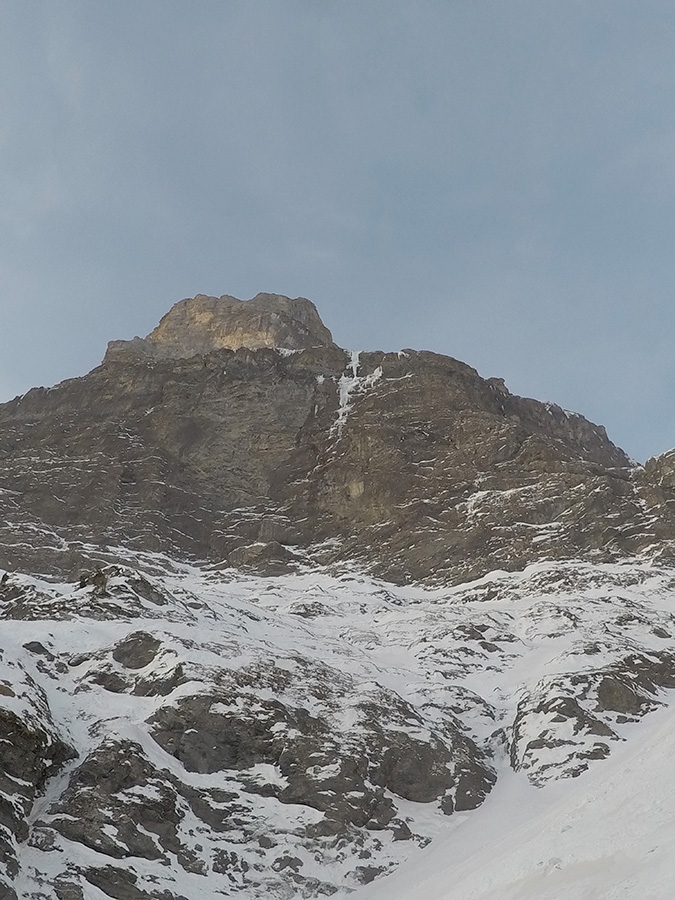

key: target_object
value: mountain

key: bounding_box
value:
[4,293,675,585]
[1,293,675,899]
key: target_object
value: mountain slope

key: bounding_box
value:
[2,555,675,898]
[2,292,675,898]
[355,703,675,900]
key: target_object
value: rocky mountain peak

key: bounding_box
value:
[104,292,336,363]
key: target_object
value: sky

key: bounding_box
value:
[2,2,675,462]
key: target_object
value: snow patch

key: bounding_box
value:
[330,350,383,438]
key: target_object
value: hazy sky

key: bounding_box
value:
[2,2,675,461]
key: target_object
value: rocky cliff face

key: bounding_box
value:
[2,292,675,584]
[3,292,675,899]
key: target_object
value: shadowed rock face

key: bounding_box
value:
[0,665,75,897]
[104,293,336,364]
[1,292,675,583]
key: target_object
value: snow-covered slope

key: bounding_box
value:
[352,704,675,900]
[3,551,675,897]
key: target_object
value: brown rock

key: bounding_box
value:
[104,292,336,363]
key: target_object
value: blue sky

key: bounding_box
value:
[2,1,675,461]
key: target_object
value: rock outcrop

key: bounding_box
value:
[104,293,336,364]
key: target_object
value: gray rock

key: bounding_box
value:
[0,688,74,887]
[112,632,161,669]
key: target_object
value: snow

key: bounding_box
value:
[349,704,675,900]
[330,350,383,438]
[5,554,675,896]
